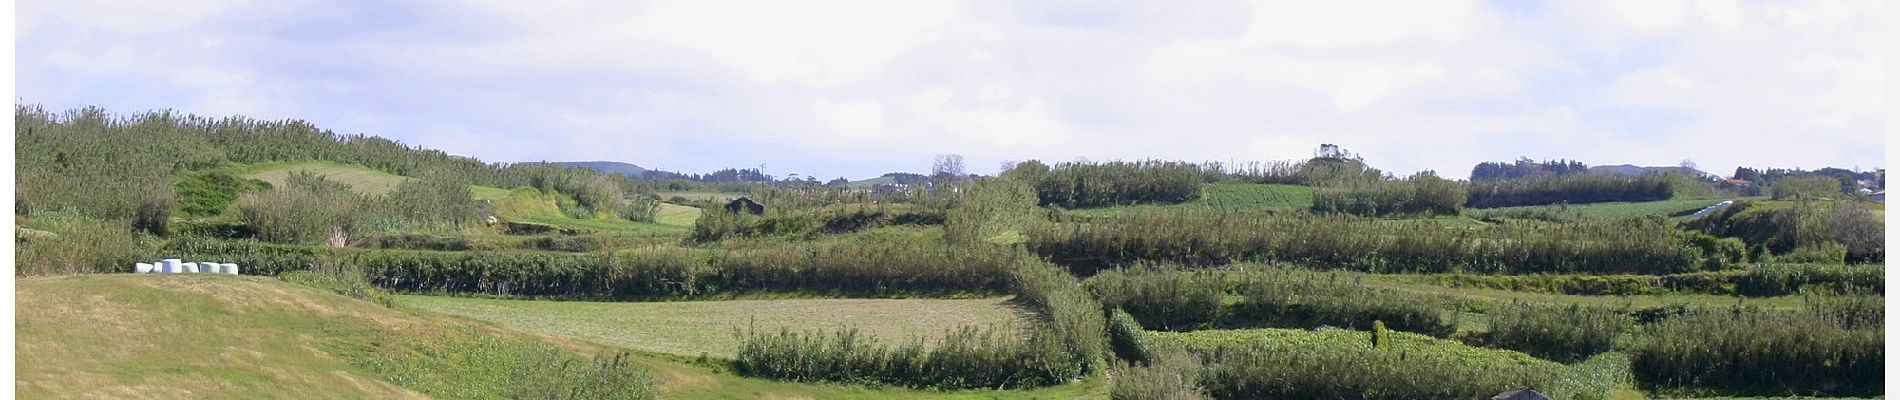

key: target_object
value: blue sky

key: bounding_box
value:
[14,0,1886,180]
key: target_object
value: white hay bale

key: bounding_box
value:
[223,263,239,275]
[183,262,199,273]
[204,263,223,274]
[135,263,155,273]
[162,259,182,273]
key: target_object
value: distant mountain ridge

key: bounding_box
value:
[552,161,648,177]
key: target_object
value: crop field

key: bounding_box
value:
[398,295,1035,358]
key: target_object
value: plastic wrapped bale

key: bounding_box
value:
[183,262,199,273]
[162,259,182,273]
[222,263,239,275]
[203,263,223,274]
[135,263,155,274]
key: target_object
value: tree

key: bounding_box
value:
[933,154,966,179]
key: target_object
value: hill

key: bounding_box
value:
[1589,164,1717,179]
[239,161,513,200]
[552,161,649,178]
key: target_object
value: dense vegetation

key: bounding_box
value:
[1481,302,1631,363]
[1466,173,1674,208]
[1687,200,1884,263]
[1029,209,1738,274]
[1004,160,1206,208]
[1309,171,1465,217]
[1233,267,1457,337]
[1629,301,1883,396]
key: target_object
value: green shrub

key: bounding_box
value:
[1105,308,1154,365]
[14,212,150,275]
[1629,305,1882,396]
[1086,266,1224,331]
[1310,171,1464,217]
[731,324,1078,390]
[1030,210,1714,274]
[1005,160,1206,208]
[1466,173,1674,208]
[1770,176,1844,200]
[1483,302,1632,363]
[237,172,362,244]
[1161,328,1563,400]
[1234,267,1456,337]
[1011,258,1109,375]
[1110,344,1208,400]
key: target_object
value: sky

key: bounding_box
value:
[13,0,1887,181]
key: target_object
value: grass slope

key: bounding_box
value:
[1468,197,1745,220]
[239,161,511,200]
[17,275,1105,399]
[493,187,686,234]
[17,275,434,399]
[396,295,1034,358]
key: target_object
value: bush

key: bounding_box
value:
[1483,302,1632,363]
[1011,258,1109,375]
[1233,268,1457,337]
[1030,210,1717,275]
[1467,173,1673,208]
[1005,160,1206,208]
[1309,171,1465,217]
[1629,305,1882,396]
[1770,176,1844,200]
[1162,328,1565,400]
[1105,308,1154,365]
[1110,344,1208,400]
[237,172,362,244]
[1086,266,1224,331]
[14,212,150,275]
[731,324,1078,390]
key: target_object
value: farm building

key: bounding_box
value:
[725,197,765,215]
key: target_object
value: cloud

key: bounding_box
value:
[13,0,1885,180]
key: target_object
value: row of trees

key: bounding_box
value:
[1002,160,1207,208]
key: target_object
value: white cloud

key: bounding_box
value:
[12,0,1884,180]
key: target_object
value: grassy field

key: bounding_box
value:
[397,295,1035,358]
[239,161,511,200]
[18,274,437,398]
[16,275,1106,399]
[655,203,702,227]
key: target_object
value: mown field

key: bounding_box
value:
[398,295,1034,358]
[14,275,1108,400]
[241,161,514,200]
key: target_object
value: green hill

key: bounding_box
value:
[239,161,512,201]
